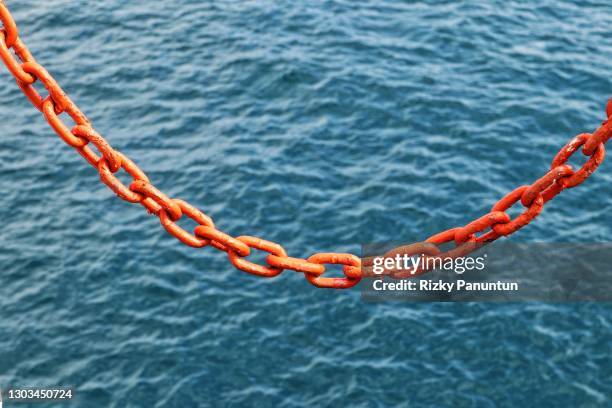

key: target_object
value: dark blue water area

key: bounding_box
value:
[1,1,611,406]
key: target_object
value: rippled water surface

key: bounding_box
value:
[1,0,612,406]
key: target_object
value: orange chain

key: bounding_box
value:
[1,2,611,289]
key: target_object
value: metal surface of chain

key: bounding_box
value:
[1,2,611,289]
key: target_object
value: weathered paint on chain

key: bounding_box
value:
[0,2,610,288]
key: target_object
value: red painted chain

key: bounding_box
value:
[1,2,611,288]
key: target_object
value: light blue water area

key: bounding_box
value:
[1,0,611,406]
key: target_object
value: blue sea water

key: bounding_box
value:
[1,0,612,406]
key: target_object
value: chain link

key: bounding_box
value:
[1,2,611,288]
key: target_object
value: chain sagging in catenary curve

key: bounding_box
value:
[1,2,611,289]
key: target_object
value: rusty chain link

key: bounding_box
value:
[1,2,611,289]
